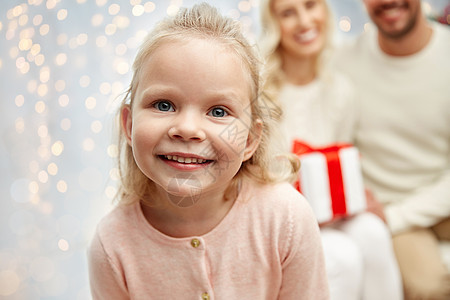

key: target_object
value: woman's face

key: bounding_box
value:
[272,0,328,60]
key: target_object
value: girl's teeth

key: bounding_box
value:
[164,155,206,164]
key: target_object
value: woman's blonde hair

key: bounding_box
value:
[258,0,335,99]
[116,3,299,205]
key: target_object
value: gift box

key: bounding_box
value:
[292,140,367,224]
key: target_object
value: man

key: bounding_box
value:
[335,0,450,299]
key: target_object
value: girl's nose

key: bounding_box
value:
[168,111,206,142]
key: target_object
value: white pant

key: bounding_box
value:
[320,212,403,300]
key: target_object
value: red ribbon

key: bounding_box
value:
[292,140,353,219]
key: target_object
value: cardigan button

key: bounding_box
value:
[191,238,200,248]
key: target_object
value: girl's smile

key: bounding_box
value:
[159,153,214,171]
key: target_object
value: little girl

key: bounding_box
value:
[88,3,329,299]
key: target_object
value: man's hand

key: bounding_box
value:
[365,189,387,223]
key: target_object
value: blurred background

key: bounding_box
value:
[0,0,448,299]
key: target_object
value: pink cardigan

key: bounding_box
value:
[88,181,329,299]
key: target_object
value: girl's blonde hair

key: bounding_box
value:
[258,0,335,99]
[117,3,299,205]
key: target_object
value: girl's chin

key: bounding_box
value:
[167,193,202,208]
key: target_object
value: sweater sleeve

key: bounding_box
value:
[385,163,450,235]
[87,229,129,300]
[278,193,330,299]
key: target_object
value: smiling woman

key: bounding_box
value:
[258,0,403,299]
[273,0,329,65]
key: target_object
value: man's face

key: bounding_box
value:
[363,0,421,39]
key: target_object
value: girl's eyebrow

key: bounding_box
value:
[139,85,175,99]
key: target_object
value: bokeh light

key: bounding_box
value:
[0,270,20,296]
[339,16,352,33]
[58,239,70,251]
[56,180,68,193]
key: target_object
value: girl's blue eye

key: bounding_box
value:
[209,107,228,118]
[154,101,173,112]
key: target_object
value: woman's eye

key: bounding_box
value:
[209,107,228,118]
[280,8,295,18]
[154,101,174,112]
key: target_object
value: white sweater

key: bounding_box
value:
[279,71,358,148]
[335,22,450,234]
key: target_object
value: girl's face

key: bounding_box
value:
[272,0,328,59]
[122,38,260,206]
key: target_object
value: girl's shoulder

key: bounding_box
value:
[93,202,141,243]
[238,180,321,254]
[88,202,144,269]
[248,180,302,199]
[241,180,315,219]
[243,180,298,198]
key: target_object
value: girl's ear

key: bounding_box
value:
[121,105,133,146]
[243,119,263,162]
